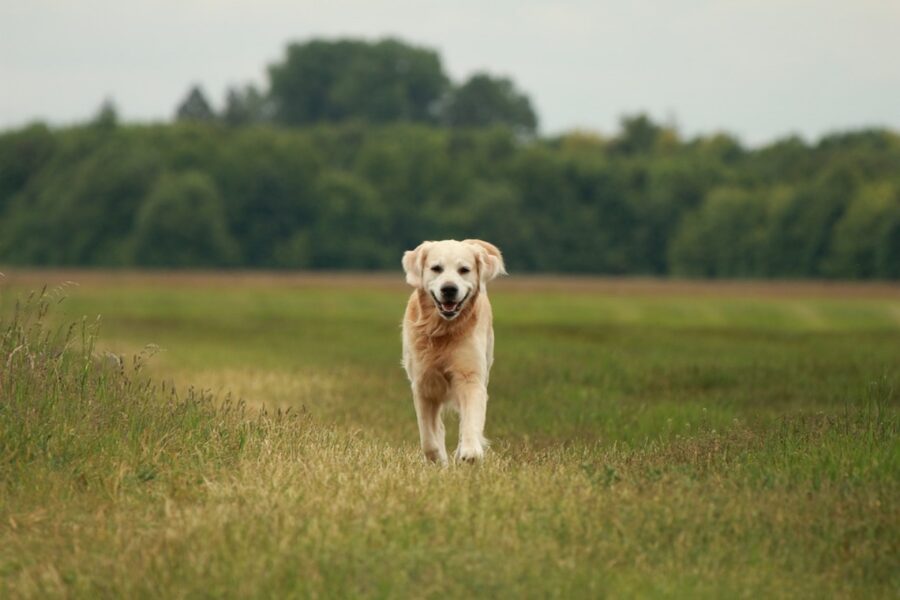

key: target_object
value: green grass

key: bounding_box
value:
[1,276,898,598]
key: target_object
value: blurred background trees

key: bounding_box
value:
[175,86,216,122]
[441,73,538,134]
[132,171,238,267]
[222,85,271,126]
[268,39,448,125]
[0,37,898,278]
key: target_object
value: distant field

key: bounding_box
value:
[1,270,898,598]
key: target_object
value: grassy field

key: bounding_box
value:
[1,271,898,598]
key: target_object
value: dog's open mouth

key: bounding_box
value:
[439,301,460,316]
[431,292,469,319]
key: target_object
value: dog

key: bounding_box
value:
[401,239,506,464]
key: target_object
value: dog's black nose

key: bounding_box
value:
[440,284,458,298]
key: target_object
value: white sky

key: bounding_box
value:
[1,0,899,145]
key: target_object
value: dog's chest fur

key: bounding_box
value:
[404,288,487,384]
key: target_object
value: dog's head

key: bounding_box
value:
[402,239,506,320]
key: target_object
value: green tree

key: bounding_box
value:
[0,138,161,265]
[307,170,389,268]
[1,110,898,278]
[824,182,900,279]
[268,38,449,125]
[214,129,319,266]
[610,114,675,155]
[762,167,858,277]
[669,188,771,277]
[133,171,238,267]
[458,179,531,271]
[441,73,538,135]
[92,98,119,130]
[690,132,744,164]
[746,135,812,183]
[353,125,466,254]
[631,158,719,274]
[222,84,271,126]
[175,85,216,122]
[0,123,56,215]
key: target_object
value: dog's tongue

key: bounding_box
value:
[441,302,457,312]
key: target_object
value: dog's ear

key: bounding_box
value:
[465,239,507,282]
[402,241,433,288]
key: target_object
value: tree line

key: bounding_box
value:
[175,38,537,134]
[0,38,898,278]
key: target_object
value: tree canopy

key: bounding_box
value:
[175,86,216,122]
[441,73,538,134]
[190,38,540,133]
[268,39,449,126]
[1,117,898,278]
[1,37,898,278]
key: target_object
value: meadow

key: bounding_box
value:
[1,271,898,598]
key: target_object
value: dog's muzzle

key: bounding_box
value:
[431,290,469,320]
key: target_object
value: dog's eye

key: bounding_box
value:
[430,265,443,273]
[458,267,471,275]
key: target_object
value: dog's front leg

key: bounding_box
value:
[454,381,488,463]
[413,389,448,465]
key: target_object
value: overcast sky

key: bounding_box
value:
[2,0,898,145]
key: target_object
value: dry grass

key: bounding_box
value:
[1,277,898,598]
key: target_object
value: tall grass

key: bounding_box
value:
[1,288,293,500]
[1,286,898,598]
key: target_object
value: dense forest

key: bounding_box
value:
[1,38,898,278]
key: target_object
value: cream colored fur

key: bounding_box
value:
[401,239,506,464]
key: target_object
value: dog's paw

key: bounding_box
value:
[423,448,448,465]
[455,446,484,464]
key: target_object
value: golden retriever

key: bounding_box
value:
[401,239,506,464]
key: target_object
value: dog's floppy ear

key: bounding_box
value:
[402,241,433,287]
[464,239,507,282]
